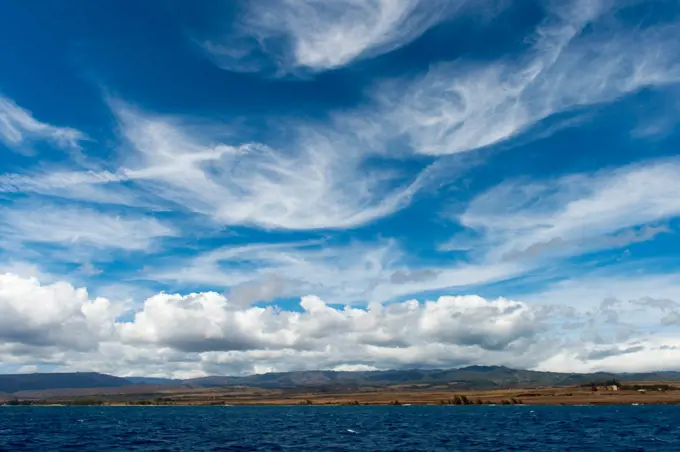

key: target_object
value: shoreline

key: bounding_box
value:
[5,402,680,407]
[5,382,680,407]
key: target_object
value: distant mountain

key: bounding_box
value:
[10,383,190,400]
[125,377,180,385]
[182,367,557,390]
[2,367,680,396]
[0,372,132,394]
[180,366,680,390]
[181,376,233,387]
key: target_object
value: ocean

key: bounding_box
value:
[0,405,678,451]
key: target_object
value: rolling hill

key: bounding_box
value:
[181,366,680,390]
[2,366,680,399]
[0,372,132,394]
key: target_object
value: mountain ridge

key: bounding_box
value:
[2,366,680,396]
[0,372,132,394]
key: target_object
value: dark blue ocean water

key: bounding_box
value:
[1,405,679,451]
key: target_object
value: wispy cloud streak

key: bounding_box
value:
[0,96,87,152]
[384,0,680,155]
[455,159,680,262]
[203,0,481,72]
[0,203,176,252]
[111,105,430,230]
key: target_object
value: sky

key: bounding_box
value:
[1,0,680,378]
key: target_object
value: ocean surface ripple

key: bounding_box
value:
[1,405,679,451]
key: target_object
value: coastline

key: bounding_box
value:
[6,383,680,407]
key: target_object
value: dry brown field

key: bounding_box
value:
[31,381,680,406]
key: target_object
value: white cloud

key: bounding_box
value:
[0,273,124,351]
[537,337,680,373]
[457,158,680,263]
[373,261,527,302]
[0,96,87,152]
[383,0,680,155]
[4,2,680,380]
[117,292,543,357]
[508,271,680,373]
[149,239,403,302]
[108,105,426,230]
[149,239,525,305]
[2,271,680,377]
[204,0,481,72]
[0,170,146,207]
[7,0,678,236]
[522,271,680,312]
[0,202,176,252]
[0,261,55,282]
[0,272,549,375]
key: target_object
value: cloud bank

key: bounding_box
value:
[3,272,680,377]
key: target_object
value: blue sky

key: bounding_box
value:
[1,0,680,377]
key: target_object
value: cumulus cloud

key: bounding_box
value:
[0,96,87,152]
[118,292,543,357]
[203,0,480,72]
[0,272,553,375]
[3,271,680,376]
[0,273,123,351]
[455,159,680,264]
[117,292,276,353]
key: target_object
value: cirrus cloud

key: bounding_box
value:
[0,96,87,153]
[384,0,680,155]
[455,158,680,264]
[202,0,490,73]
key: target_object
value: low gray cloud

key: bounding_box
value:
[661,311,680,326]
[602,308,620,325]
[390,269,439,284]
[226,274,287,307]
[503,225,671,261]
[581,345,645,361]
[631,296,680,312]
